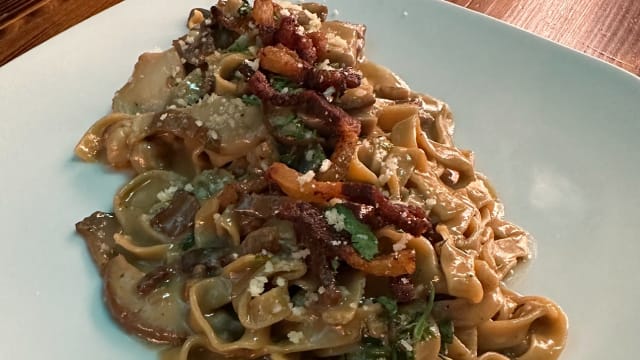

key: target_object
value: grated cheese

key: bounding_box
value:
[319,159,332,172]
[399,339,413,352]
[264,260,274,273]
[287,331,305,344]
[297,170,315,186]
[324,208,346,232]
[392,233,411,252]
[156,185,180,202]
[249,276,269,297]
[272,303,283,314]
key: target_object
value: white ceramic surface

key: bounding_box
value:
[1,0,639,358]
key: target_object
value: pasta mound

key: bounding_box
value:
[74,1,568,359]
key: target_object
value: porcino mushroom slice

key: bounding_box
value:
[75,211,121,274]
[103,255,190,345]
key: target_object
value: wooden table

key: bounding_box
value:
[1,0,639,76]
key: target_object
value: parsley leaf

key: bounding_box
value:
[413,282,436,342]
[241,94,261,106]
[438,319,455,354]
[333,204,379,260]
[238,0,251,16]
[343,337,391,360]
[270,75,301,93]
[227,34,249,52]
[181,234,195,251]
[271,114,316,140]
[377,296,398,316]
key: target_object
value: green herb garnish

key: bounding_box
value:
[343,337,391,360]
[238,0,251,16]
[413,282,436,342]
[438,319,455,354]
[278,143,326,173]
[270,75,301,93]
[181,234,195,251]
[271,114,316,140]
[331,204,379,260]
[241,94,262,106]
[227,34,249,52]
[377,296,399,316]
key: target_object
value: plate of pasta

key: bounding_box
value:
[0,0,639,359]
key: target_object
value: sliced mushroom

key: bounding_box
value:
[319,21,366,67]
[300,3,328,21]
[336,79,376,110]
[188,94,266,156]
[103,255,190,344]
[358,60,411,100]
[75,211,121,274]
[150,190,201,241]
[112,48,185,114]
[114,170,188,245]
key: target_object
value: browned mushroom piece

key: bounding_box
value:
[112,49,185,115]
[103,255,190,345]
[150,190,201,241]
[319,21,366,67]
[300,2,328,21]
[75,211,121,274]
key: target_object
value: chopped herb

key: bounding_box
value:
[270,75,301,93]
[271,114,316,140]
[332,204,378,260]
[278,143,326,173]
[238,0,251,16]
[438,319,455,354]
[227,34,249,52]
[413,282,436,342]
[377,296,398,316]
[181,234,195,250]
[343,337,391,360]
[331,257,340,271]
[169,68,205,106]
[241,94,262,106]
[189,169,235,200]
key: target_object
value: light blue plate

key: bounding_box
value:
[1,0,638,358]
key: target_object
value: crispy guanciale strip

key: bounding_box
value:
[276,200,341,305]
[337,245,416,277]
[267,162,341,203]
[277,200,417,280]
[247,71,299,106]
[306,68,361,94]
[267,163,432,236]
[341,182,430,236]
[259,45,308,82]
[252,0,276,28]
[274,16,319,63]
[247,71,360,179]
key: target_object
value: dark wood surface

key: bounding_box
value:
[1,0,639,76]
